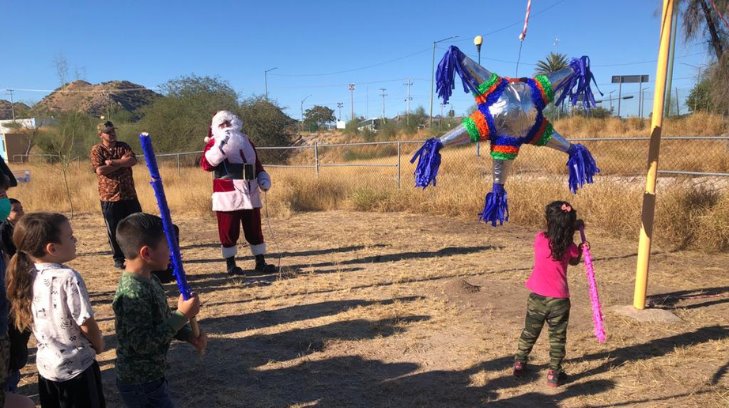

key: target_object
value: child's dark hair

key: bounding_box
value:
[116,213,166,260]
[9,198,20,205]
[7,212,69,331]
[544,201,578,261]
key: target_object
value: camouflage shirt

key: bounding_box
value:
[113,272,192,385]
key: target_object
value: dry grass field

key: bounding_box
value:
[6,115,729,406]
[9,211,728,407]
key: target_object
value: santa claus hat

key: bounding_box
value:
[204,110,243,143]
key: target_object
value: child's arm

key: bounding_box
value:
[79,317,104,353]
[64,272,102,352]
[569,241,590,265]
[116,293,199,354]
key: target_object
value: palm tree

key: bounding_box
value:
[681,0,728,60]
[534,53,569,76]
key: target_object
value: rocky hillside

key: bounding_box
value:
[0,100,31,120]
[34,80,160,118]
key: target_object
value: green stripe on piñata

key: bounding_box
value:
[490,151,518,160]
[535,75,554,104]
[534,122,554,146]
[475,73,500,96]
[462,117,481,142]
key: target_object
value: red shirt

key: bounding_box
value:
[525,232,579,298]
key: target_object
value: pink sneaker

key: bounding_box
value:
[513,360,526,377]
[546,369,566,387]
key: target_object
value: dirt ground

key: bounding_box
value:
[15,211,729,407]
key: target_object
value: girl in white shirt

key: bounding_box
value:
[6,212,105,408]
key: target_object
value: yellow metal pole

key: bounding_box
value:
[634,0,675,309]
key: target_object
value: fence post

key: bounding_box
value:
[176,154,181,176]
[397,141,401,189]
[314,143,320,176]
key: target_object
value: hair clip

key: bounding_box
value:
[561,203,572,213]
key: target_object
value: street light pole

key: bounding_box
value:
[300,95,311,132]
[430,35,459,128]
[641,88,650,118]
[473,35,483,64]
[264,67,278,100]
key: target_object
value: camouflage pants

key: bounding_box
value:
[515,293,571,371]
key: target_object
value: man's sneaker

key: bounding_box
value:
[546,369,567,387]
[513,360,526,377]
[114,259,125,270]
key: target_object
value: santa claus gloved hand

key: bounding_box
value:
[257,171,271,191]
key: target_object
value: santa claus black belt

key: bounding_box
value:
[215,163,255,180]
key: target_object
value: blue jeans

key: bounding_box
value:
[116,377,174,408]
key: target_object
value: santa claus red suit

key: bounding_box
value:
[201,110,276,275]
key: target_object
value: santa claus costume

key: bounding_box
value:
[201,110,277,275]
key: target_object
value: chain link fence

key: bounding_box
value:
[10,136,729,185]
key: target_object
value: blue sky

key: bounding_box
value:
[0,0,713,120]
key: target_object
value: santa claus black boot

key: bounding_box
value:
[254,255,277,274]
[226,257,244,276]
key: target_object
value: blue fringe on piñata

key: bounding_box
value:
[411,138,443,188]
[436,46,480,105]
[479,183,509,226]
[567,144,600,193]
[554,56,602,110]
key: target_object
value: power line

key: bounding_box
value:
[271,48,432,77]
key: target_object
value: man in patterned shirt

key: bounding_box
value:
[89,121,142,269]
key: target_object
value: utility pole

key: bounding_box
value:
[403,79,413,125]
[675,87,680,115]
[664,4,678,117]
[379,88,387,123]
[608,90,615,113]
[348,83,356,121]
[7,89,15,121]
[430,35,458,128]
[336,102,343,121]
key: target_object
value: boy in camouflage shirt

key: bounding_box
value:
[112,213,206,407]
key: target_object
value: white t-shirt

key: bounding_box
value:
[32,263,96,382]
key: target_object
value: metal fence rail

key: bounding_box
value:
[11,137,729,186]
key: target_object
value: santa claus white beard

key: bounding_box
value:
[212,126,246,155]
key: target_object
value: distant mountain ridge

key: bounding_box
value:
[0,100,31,120]
[34,80,160,118]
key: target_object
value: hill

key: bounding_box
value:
[34,80,159,118]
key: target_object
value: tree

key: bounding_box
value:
[534,53,569,75]
[679,1,729,115]
[686,78,714,112]
[238,96,297,163]
[136,75,238,152]
[36,111,97,217]
[681,0,728,61]
[303,105,335,131]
